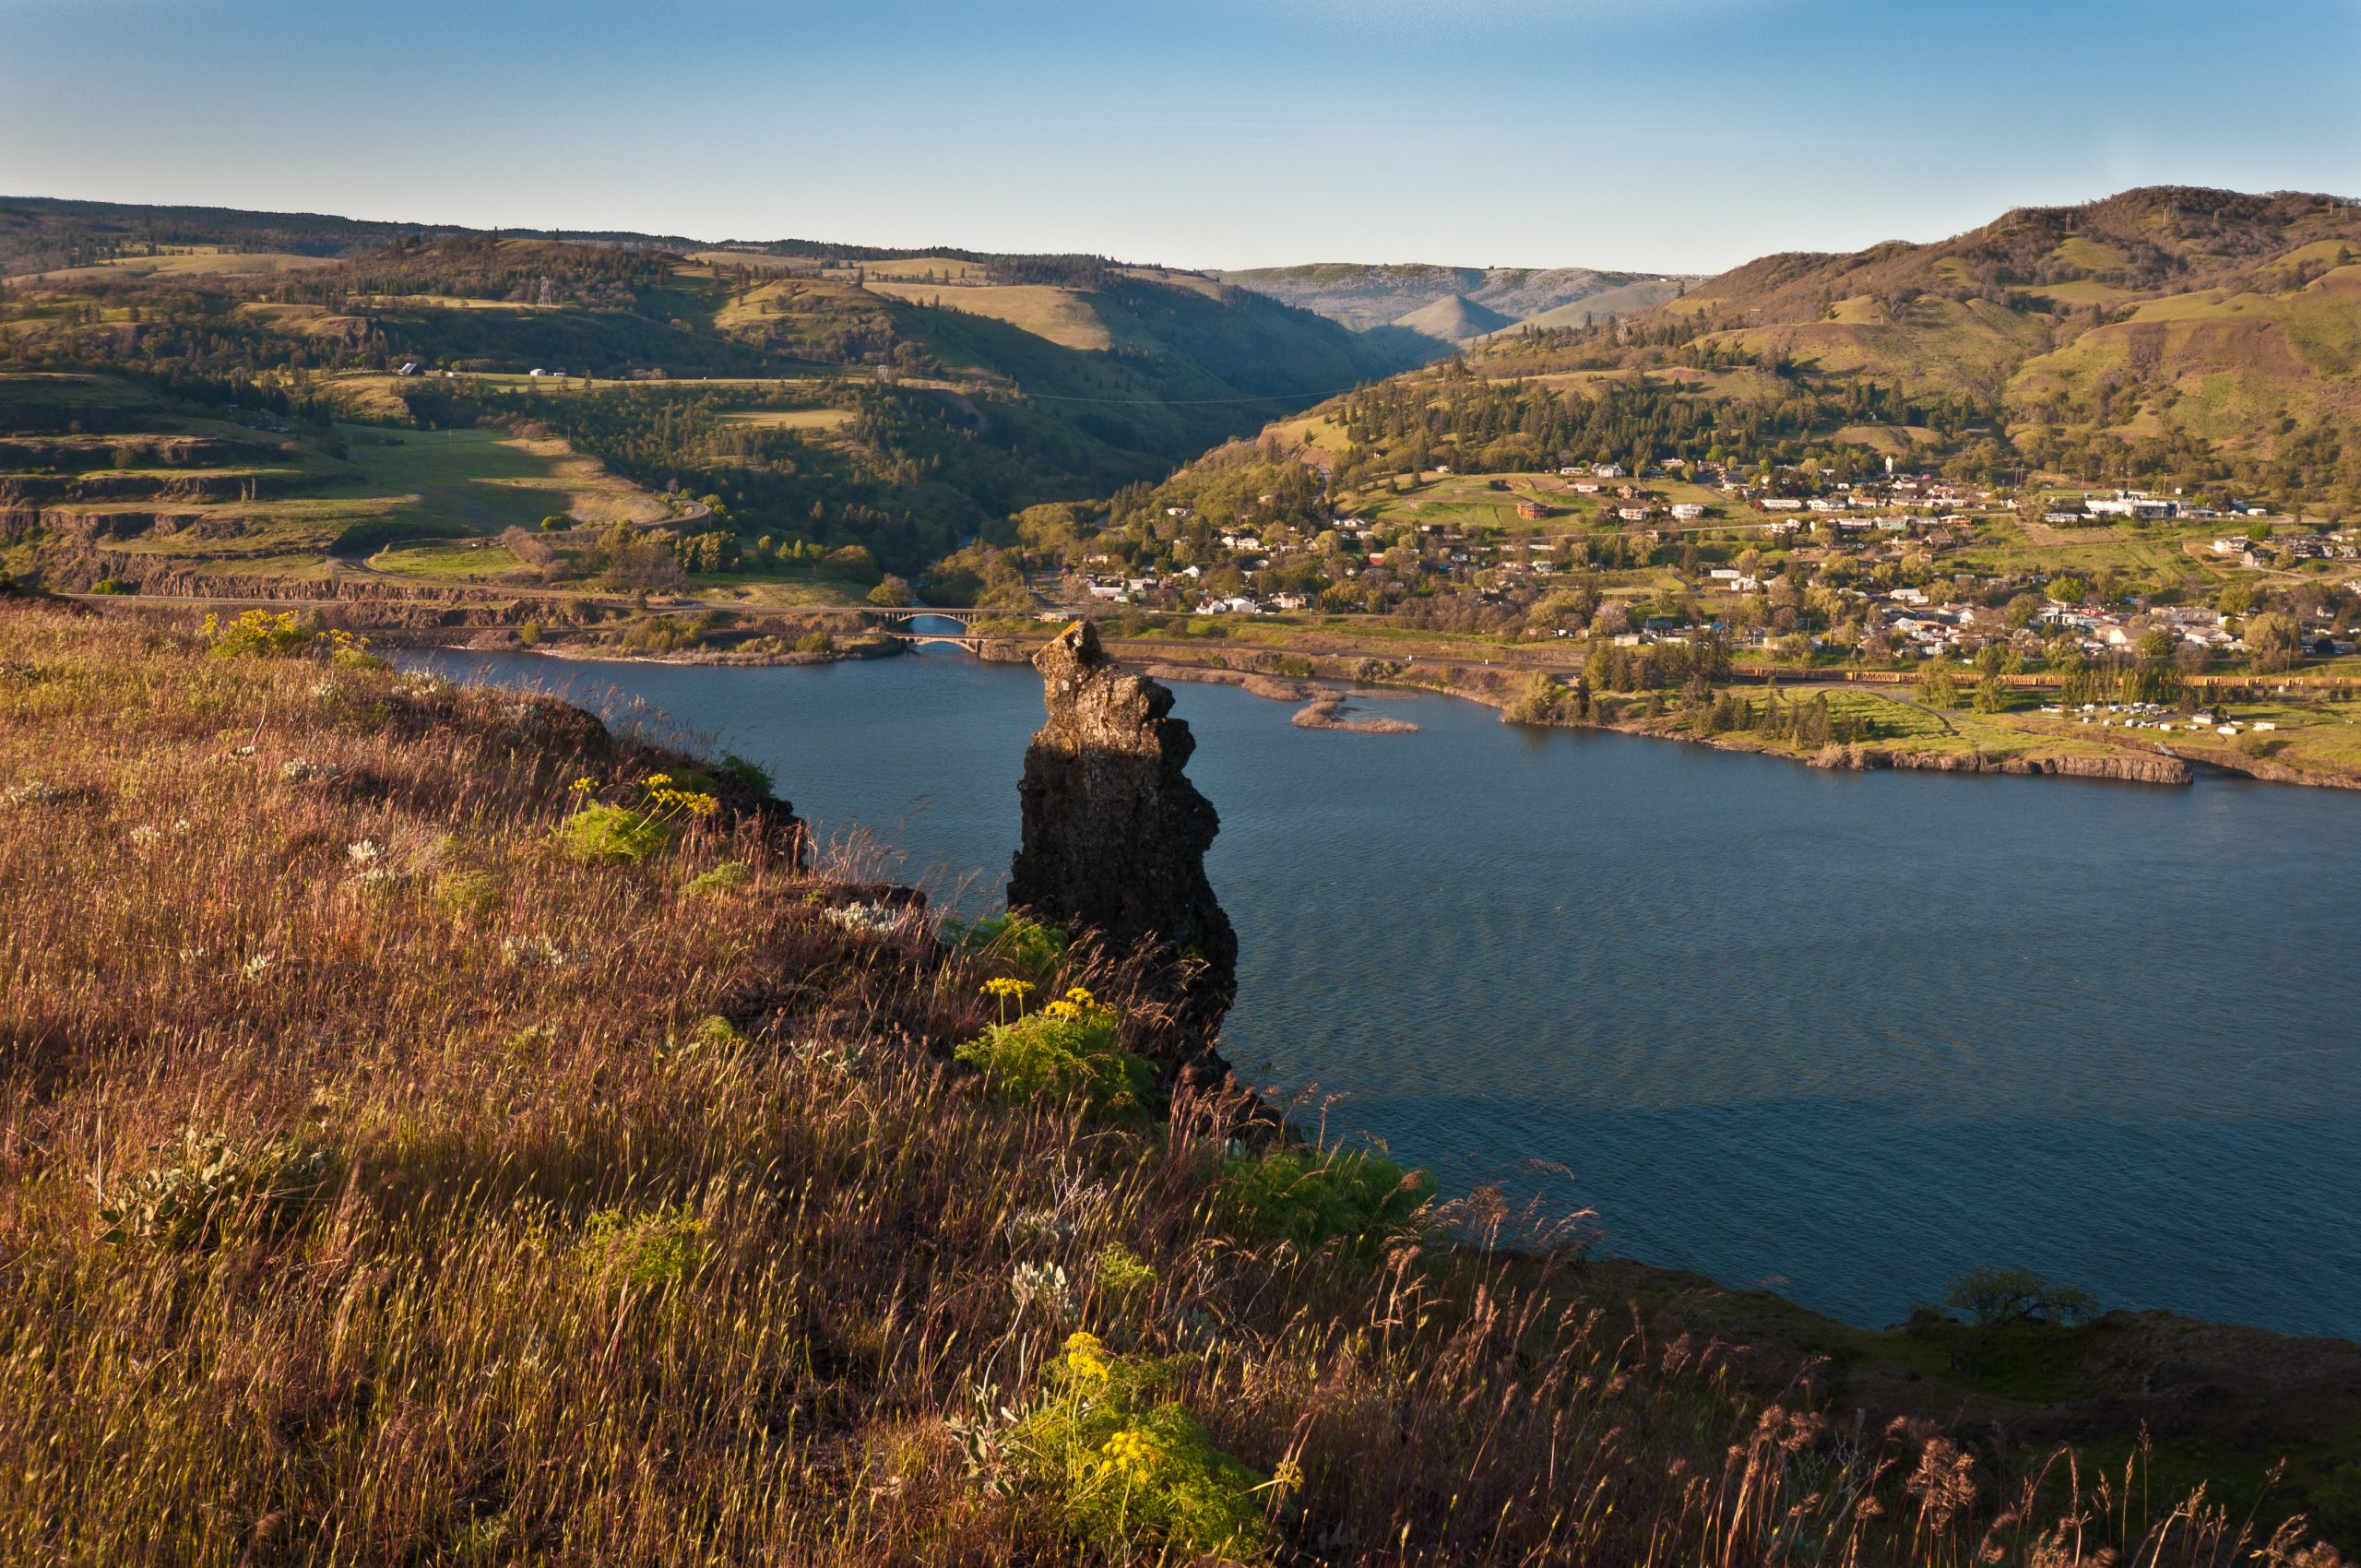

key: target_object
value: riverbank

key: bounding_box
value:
[65,586,2361,790]
[1099,638,2255,788]
[12,599,2355,1556]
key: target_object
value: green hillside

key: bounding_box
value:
[1205,188,2361,506]
[0,202,1441,577]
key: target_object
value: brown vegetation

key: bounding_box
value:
[0,603,2339,1563]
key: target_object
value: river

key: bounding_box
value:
[410,642,2361,1341]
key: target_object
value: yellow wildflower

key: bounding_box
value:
[1062,1330,1111,1384]
[644,772,673,787]
[1099,1427,1161,1485]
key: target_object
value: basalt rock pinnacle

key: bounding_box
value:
[1007,621,1238,1040]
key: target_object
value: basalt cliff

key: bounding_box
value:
[1007,621,1238,1079]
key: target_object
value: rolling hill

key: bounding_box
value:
[1643,186,2361,422]
[1217,262,1694,339]
[1220,188,2361,502]
[1389,295,1515,340]
[0,198,1450,575]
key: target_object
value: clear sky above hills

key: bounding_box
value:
[5,0,2355,274]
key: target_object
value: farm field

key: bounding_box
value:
[860,279,1132,351]
[327,426,670,534]
[0,374,681,588]
[6,244,338,283]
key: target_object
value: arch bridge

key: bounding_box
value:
[856,606,1003,654]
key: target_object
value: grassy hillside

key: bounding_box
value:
[1183,189,2361,509]
[0,202,1439,579]
[1627,186,2361,481]
[0,601,2342,1563]
[0,374,701,594]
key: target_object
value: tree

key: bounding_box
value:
[1943,1267,2099,1328]
[867,574,914,608]
[1920,665,1960,708]
[1973,675,2007,714]
[2245,612,2302,673]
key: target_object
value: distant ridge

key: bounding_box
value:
[1390,294,1514,339]
[1217,261,1698,339]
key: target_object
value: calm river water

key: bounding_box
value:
[413,643,2361,1341]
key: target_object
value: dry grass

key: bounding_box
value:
[0,603,2335,1566]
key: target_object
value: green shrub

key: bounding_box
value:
[89,577,133,595]
[1943,1266,2100,1327]
[433,868,502,918]
[1508,671,1573,724]
[202,609,321,658]
[717,752,773,800]
[682,860,752,898]
[579,1205,706,1291]
[794,630,837,657]
[98,1127,337,1249]
[954,988,1153,1115]
[555,803,676,863]
[1092,1241,1156,1295]
[951,911,1068,983]
[1003,1332,1271,1561]
[1214,1146,1432,1251]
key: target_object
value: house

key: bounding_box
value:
[1669,503,1706,521]
[1515,499,1549,521]
[1760,497,1804,512]
[1572,481,1603,494]
[2087,492,2178,520]
[1617,506,1652,523]
[1593,463,1625,479]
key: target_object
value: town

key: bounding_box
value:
[1046,453,2359,671]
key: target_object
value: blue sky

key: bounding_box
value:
[4,0,2355,273]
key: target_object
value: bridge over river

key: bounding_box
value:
[855,606,1023,653]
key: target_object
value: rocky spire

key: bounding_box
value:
[1007,622,1238,1039]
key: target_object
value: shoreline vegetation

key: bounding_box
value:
[3,600,2357,1559]
[117,583,2350,790]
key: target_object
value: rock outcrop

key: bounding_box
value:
[1808,743,2193,785]
[1007,622,1238,1053]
